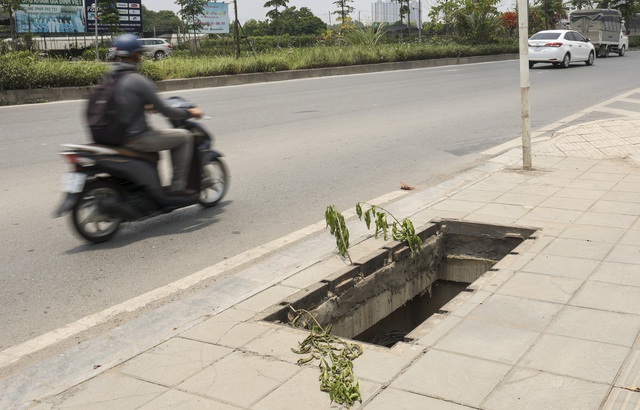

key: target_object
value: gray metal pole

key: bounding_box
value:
[94,0,99,61]
[518,0,532,170]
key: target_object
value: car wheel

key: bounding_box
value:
[585,51,595,66]
[154,51,166,60]
[560,53,570,68]
[529,61,535,69]
[618,45,625,57]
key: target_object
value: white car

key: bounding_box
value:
[107,38,173,61]
[528,30,596,68]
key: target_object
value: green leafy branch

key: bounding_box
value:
[325,203,423,262]
[356,202,423,256]
[289,306,363,407]
[325,205,353,264]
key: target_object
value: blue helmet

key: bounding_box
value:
[113,34,142,57]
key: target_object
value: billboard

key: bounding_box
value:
[15,0,86,34]
[85,0,142,34]
[197,2,229,34]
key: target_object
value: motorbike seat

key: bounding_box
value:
[92,144,160,163]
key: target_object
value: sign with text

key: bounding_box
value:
[85,0,142,34]
[197,2,229,34]
[15,0,86,33]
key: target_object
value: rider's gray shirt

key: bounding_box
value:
[110,62,191,138]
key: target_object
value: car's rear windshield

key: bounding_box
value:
[530,33,561,40]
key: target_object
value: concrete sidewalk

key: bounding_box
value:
[2,92,640,409]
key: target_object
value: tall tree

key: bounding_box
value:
[264,0,288,46]
[0,0,23,40]
[333,0,355,29]
[175,0,207,44]
[142,6,182,36]
[278,6,326,35]
[535,0,565,29]
[97,0,123,35]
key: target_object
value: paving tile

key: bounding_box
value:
[430,198,486,213]
[494,192,548,207]
[526,175,575,188]
[483,367,610,410]
[540,237,614,260]
[589,261,640,287]
[248,367,329,410]
[253,366,381,410]
[467,293,562,331]
[434,319,540,365]
[571,281,640,315]
[581,171,629,182]
[176,351,300,408]
[450,189,503,203]
[574,211,638,229]
[445,289,491,318]
[520,207,583,223]
[180,312,270,349]
[497,272,583,304]
[243,325,311,364]
[520,334,629,384]
[40,372,166,410]
[547,306,640,346]
[234,285,299,313]
[550,157,598,171]
[116,337,232,387]
[614,348,640,389]
[510,184,562,197]
[560,224,626,243]
[590,200,640,216]
[521,254,599,280]
[605,244,640,264]
[391,349,511,408]
[281,257,348,289]
[414,314,463,347]
[620,228,640,245]
[350,343,423,384]
[602,387,640,410]
[601,190,640,204]
[554,187,607,200]
[137,389,241,409]
[0,374,51,410]
[566,179,618,191]
[538,196,596,211]
[471,203,532,219]
[365,387,472,410]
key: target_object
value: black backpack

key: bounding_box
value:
[86,71,131,145]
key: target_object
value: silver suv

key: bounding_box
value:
[107,37,173,61]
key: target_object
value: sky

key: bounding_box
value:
[149,0,429,25]
[148,0,515,25]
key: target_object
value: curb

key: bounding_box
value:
[0,54,518,106]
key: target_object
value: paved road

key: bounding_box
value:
[1,54,639,351]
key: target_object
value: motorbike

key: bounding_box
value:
[55,96,228,243]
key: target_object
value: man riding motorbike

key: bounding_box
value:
[108,33,202,196]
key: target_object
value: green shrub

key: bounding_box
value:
[0,41,518,90]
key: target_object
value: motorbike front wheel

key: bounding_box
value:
[199,158,228,208]
[72,180,123,243]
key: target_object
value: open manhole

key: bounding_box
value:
[259,219,537,348]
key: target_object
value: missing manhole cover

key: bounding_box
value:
[260,219,537,348]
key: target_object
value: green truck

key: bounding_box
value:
[570,9,629,57]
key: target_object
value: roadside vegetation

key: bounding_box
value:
[0,0,638,91]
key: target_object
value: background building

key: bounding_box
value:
[372,0,421,26]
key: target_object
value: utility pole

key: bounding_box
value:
[233,0,239,58]
[94,0,99,61]
[418,0,422,41]
[518,0,532,170]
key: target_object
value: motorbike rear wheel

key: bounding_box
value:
[199,158,228,208]
[72,180,123,243]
